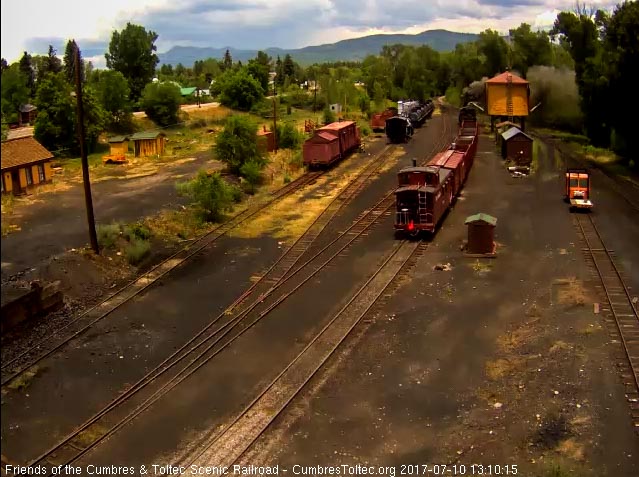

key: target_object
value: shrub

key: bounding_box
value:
[125,237,151,265]
[444,86,462,107]
[189,118,207,129]
[276,123,302,150]
[239,160,264,194]
[140,82,182,127]
[176,171,238,222]
[289,151,304,170]
[124,222,152,241]
[97,223,121,249]
[359,124,372,137]
[214,115,264,174]
[324,107,336,125]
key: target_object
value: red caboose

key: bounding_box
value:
[303,121,361,167]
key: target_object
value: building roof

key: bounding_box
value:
[180,87,197,96]
[318,121,356,131]
[130,131,166,140]
[257,130,273,137]
[108,135,130,143]
[19,104,37,113]
[501,127,533,142]
[1,136,53,171]
[485,71,529,85]
[465,213,497,226]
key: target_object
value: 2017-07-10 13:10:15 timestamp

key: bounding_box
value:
[400,464,518,475]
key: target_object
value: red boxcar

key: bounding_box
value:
[370,108,398,131]
[303,121,361,167]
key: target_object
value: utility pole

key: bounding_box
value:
[74,43,99,254]
[273,82,278,152]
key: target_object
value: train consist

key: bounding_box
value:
[384,100,435,143]
[394,108,479,237]
[303,121,361,168]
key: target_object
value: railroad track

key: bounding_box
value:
[0,170,324,386]
[15,115,454,471]
[17,144,401,471]
[576,213,639,429]
[180,240,429,469]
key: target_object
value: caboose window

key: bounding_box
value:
[579,178,588,188]
[570,178,578,187]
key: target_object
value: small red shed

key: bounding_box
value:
[257,126,275,153]
[465,213,497,256]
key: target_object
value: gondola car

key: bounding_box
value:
[385,116,413,143]
[370,107,398,131]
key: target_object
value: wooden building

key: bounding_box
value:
[19,104,37,126]
[485,71,530,131]
[257,126,275,153]
[108,135,130,155]
[465,213,497,256]
[500,127,533,165]
[1,137,54,195]
[130,131,166,158]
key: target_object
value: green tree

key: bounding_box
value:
[239,160,264,194]
[47,45,62,75]
[34,72,106,154]
[105,22,159,102]
[0,58,8,74]
[509,23,552,77]
[217,68,264,111]
[1,64,30,124]
[276,122,302,149]
[95,70,133,132]
[477,29,509,77]
[223,49,233,71]
[176,171,237,222]
[247,51,271,94]
[19,51,35,97]
[63,40,83,85]
[602,1,639,155]
[140,81,181,127]
[214,115,263,174]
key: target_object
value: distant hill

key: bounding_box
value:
[158,29,479,66]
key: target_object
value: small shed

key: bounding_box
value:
[130,131,167,158]
[329,103,342,114]
[19,104,37,126]
[257,126,275,153]
[500,127,533,165]
[465,213,497,256]
[107,135,130,156]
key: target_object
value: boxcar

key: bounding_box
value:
[303,121,361,167]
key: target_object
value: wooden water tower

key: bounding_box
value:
[485,71,530,132]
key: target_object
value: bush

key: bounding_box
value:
[176,171,239,222]
[444,86,462,107]
[189,118,207,129]
[140,82,182,127]
[124,222,152,241]
[289,151,304,170]
[217,68,264,111]
[359,124,372,137]
[276,123,302,150]
[97,223,121,249]
[214,115,264,174]
[324,107,336,125]
[239,160,264,194]
[125,237,151,265]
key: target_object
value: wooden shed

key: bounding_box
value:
[130,131,166,158]
[19,104,37,126]
[485,71,530,131]
[257,126,275,153]
[1,137,54,195]
[465,213,497,256]
[107,135,130,156]
[501,127,533,165]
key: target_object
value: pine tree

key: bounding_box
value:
[47,45,62,74]
[223,49,233,71]
[63,40,83,84]
[19,51,36,97]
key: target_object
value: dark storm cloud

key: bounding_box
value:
[24,37,108,57]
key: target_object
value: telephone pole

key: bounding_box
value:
[74,43,99,254]
[273,82,278,152]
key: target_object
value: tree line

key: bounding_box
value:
[1,1,637,161]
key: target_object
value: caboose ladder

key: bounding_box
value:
[418,191,428,222]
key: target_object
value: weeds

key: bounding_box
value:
[97,223,122,249]
[125,237,151,265]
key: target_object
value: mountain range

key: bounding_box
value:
[158,29,479,66]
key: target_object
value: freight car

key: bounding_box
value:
[394,122,479,237]
[370,107,398,131]
[385,116,414,143]
[303,121,361,167]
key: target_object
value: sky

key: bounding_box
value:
[1,0,620,67]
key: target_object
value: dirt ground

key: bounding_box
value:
[239,131,639,476]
